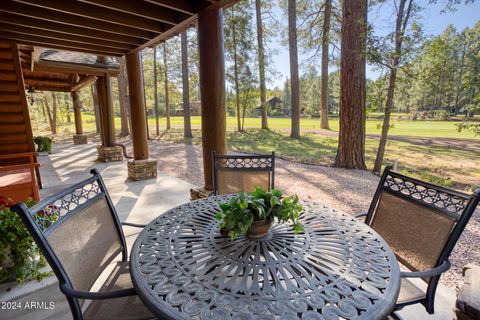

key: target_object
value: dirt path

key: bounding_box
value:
[303,128,480,151]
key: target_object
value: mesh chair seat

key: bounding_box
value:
[83,261,154,320]
[397,278,425,306]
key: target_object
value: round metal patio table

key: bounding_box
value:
[130,195,400,320]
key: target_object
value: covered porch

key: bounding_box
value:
[0,141,459,320]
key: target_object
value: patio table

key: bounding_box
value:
[130,195,401,320]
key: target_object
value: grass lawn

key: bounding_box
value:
[152,116,479,139]
[35,114,478,140]
[160,128,480,192]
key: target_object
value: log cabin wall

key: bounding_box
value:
[0,42,36,157]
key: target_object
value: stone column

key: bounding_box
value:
[126,51,157,180]
[71,90,87,144]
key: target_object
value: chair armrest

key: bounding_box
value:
[121,222,146,228]
[400,260,450,278]
[60,283,136,300]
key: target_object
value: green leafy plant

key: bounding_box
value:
[0,197,53,283]
[215,187,304,240]
[33,136,52,152]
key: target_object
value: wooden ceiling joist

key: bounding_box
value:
[12,0,167,33]
[0,23,135,52]
[78,0,190,25]
[145,0,197,15]
[0,0,239,63]
[0,13,144,46]
[0,32,126,56]
[0,2,153,40]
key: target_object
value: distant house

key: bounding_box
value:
[176,101,201,116]
[257,96,283,115]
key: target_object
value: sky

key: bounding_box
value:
[266,0,480,89]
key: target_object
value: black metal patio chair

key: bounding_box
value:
[357,166,480,317]
[11,168,155,320]
[212,151,275,195]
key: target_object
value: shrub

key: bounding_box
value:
[33,136,52,152]
[0,197,52,283]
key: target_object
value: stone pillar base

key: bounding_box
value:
[97,145,123,162]
[73,134,88,145]
[128,159,157,180]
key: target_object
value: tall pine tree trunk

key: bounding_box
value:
[117,56,130,137]
[288,0,300,138]
[91,84,101,134]
[43,97,55,134]
[333,0,367,169]
[153,45,160,136]
[232,29,242,132]
[320,0,331,130]
[373,0,412,173]
[256,0,268,129]
[454,35,466,116]
[51,92,57,134]
[163,42,171,130]
[181,31,193,138]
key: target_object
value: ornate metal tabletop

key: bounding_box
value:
[130,195,400,320]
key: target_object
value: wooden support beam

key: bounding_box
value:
[95,75,115,147]
[78,0,187,25]
[30,46,39,72]
[0,32,127,56]
[24,79,71,88]
[0,2,153,39]
[71,90,83,135]
[198,5,227,190]
[0,23,135,51]
[71,75,96,92]
[12,0,167,33]
[126,51,149,160]
[33,61,119,77]
[0,12,145,46]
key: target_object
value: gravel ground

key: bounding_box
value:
[140,139,479,290]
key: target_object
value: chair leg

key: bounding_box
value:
[387,312,402,320]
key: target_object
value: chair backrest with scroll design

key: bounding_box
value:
[365,166,479,313]
[212,151,275,195]
[11,168,127,318]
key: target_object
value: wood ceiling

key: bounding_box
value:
[0,0,233,57]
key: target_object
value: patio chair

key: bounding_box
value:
[212,151,275,195]
[11,168,154,320]
[357,166,480,317]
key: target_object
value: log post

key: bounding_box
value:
[71,90,87,144]
[96,75,123,161]
[198,5,227,190]
[126,51,157,180]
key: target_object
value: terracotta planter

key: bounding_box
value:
[220,228,230,237]
[246,217,273,240]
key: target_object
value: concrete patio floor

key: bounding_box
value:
[0,141,459,320]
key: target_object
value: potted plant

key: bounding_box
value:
[0,197,54,283]
[215,187,304,240]
[33,136,52,153]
